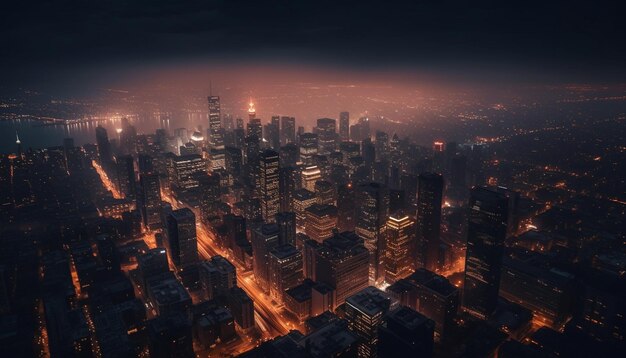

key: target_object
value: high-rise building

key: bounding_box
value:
[462,187,509,319]
[198,255,236,301]
[139,173,162,230]
[207,96,224,149]
[301,166,321,192]
[339,111,350,141]
[293,188,317,231]
[279,166,297,212]
[314,232,369,308]
[275,212,296,246]
[337,183,357,232]
[250,224,280,292]
[170,154,205,192]
[388,268,459,340]
[385,212,415,284]
[228,286,255,330]
[279,143,299,167]
[355,182,389,286]
[269,244,303,302]
[378,306,435,358]
[305,204,338,243]
[95,126,113,166]
[416,173,444,271]
[299,133,318,165]
[280,116,296,145]
[259,149,280,223]
[267,116,281,149]
[316,118,337,155]
[375,131,389,160]
[166,208,199,268]
[115,154,136,199]
[314,180,335,205]
[344,286,392,358]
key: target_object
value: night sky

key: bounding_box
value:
[2,0,625,86]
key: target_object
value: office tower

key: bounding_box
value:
[96,126,113,165]
[339,111,350,141]
[244,134,260,187]
[389,268,459,339]
[416,173,444,271]
[236,117,244,129]
[280,116,296,145]
[137,248,170,288]
[375,131,389,159]
[344,286,392,358]
[462,187,509,319]
[120,121,138,155]
[301,165,321,192]
[337,183,357,232]
[228,286,255,330]
[494,186,520,237]
[314,180,335,205]
[269,244,303,302]
[305,204,338,243]
[293,188,317,230]
[166,208,199,268]
[247,118,263,139]
[316,118,337,155]
[259,149,280,223]
[250,224,280,292]
[199,255,237,300]
[277,144,298,168]
[432,141,445,173]
[299,133,318,165]
[378,306,435,358]
[207,95,222,149]
[355,182,389,286]
[385,212,415,284]
[171,154,205,192]
[139,173,162,230]
[198,172,220,221]
[275,212,296,246]
[315,232,369,308]
[279,166,297,212]
[115,154,136,199]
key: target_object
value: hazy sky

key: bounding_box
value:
[2,0,625,87]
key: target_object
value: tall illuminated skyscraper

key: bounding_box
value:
[299,133,318,165]
[416,173,443,271]
[339,111,350,141]
[259,149,280,223]
[139,173,162,230]
[95,126,113,166]
[344,286,392,358]
[316,118,337,155]
[355,182,389,286]
[268,244,303,302]
[251,224,280,292]
[304,204,338,243]
[301,165,321,192]
[207,95,223,149]
[462,187,509,319]
[385,212,415,284]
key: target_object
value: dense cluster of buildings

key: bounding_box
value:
[0,94,623,357]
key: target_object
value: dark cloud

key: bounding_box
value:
[2,0,625,84]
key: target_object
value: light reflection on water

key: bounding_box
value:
[0,113,206,153]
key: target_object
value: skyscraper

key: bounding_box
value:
[115,154,136,199]
[166,208,199,268]
[267,116,280,149]
[299,133,318,165]
[293,188,317,231]
[339,111,350,141]
[250,224,280,292]
[304,204,338,243]
[275,212,296,246]
[259,149,280,223]
[462,187,509,319]
[337,183,357,232]
[385,212,415,284]
[95,126,113,166]
[416,173,443,271]
[301,166,321,192]
[280,116,296,145]
[279,166,297,212]
[316,118,337,155]
[314,232,369,308]
[198,255,236,300]
[268,244,303,302]
[139,173,162,230]
[344,286,392,358]
[355,182,389,286]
